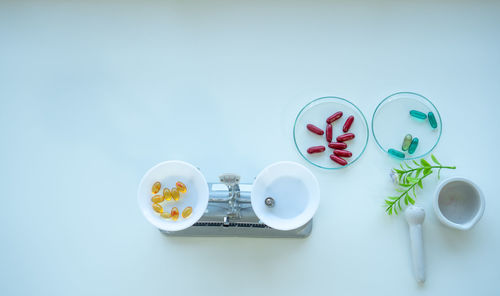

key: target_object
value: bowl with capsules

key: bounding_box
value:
[372,92,442,160]
[137,160,209,231]
[293,96,369,169]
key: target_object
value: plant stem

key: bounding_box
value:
[397,165,456,184]
[385,174,431,213]
[400,165,456,174]
[385,155,457,215]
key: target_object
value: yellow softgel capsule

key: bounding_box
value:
[151,194,164,203]
[152,203,163,213]
[171,187,180,201]
[160,212,171,219]
[171,207,179,221]
[152,181,161,194]
[163,188,172,201]
[182,206,192,218]
[176,181,187,193]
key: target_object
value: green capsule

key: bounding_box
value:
[388,148,405,159]
[408,137,419,154]
[428,112,437,129]
[401,134,413,151]
[410,110,427,120]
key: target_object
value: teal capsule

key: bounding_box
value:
[408,137,419,154]
[388,148,405,159]
[410,110,427,120]
[428,112,437,129]
[402,134,412,151]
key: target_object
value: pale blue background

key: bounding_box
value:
[1,1,499,295]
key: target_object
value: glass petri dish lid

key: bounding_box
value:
[293,96,369,169]
[372,92,442,160]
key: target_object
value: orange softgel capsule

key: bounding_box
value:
[152,182,161,194]
[176,181,187,193]
[182,207,192,218]
[151,194,164,203]
[160,212,171,219]
[171,187,180,201]
[163,188,172,201]
[171,207,179,221]
[152,203,163,213]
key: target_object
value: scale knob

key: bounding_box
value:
[265,197,275,207]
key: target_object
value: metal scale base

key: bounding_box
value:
[161,174,312,238]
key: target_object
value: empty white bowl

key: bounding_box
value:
[434,177,485,230]
[251,161,320,231]
[137,160,209,232]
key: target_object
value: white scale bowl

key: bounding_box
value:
[137,160,209,232]
[251,161,320,231]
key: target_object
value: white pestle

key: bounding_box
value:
[404,206,426,284]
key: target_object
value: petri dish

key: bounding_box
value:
[293,96,369,169]
[372,92,442,160]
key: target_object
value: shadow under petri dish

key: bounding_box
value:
[438,181,481,224]
[265,176,308,220]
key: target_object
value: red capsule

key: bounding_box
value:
[307,146,326,154]
[326,124,332,142]
[336,133,355,142]
[343,115,354,132]
[330,154,347,166]
[326,111,343,124]
[306,124,324,135]
[328,142,347,149]
[333,149,352,157]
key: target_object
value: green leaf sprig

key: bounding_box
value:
[385,154,456,215]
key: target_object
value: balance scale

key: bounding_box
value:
[138,161,320,238]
